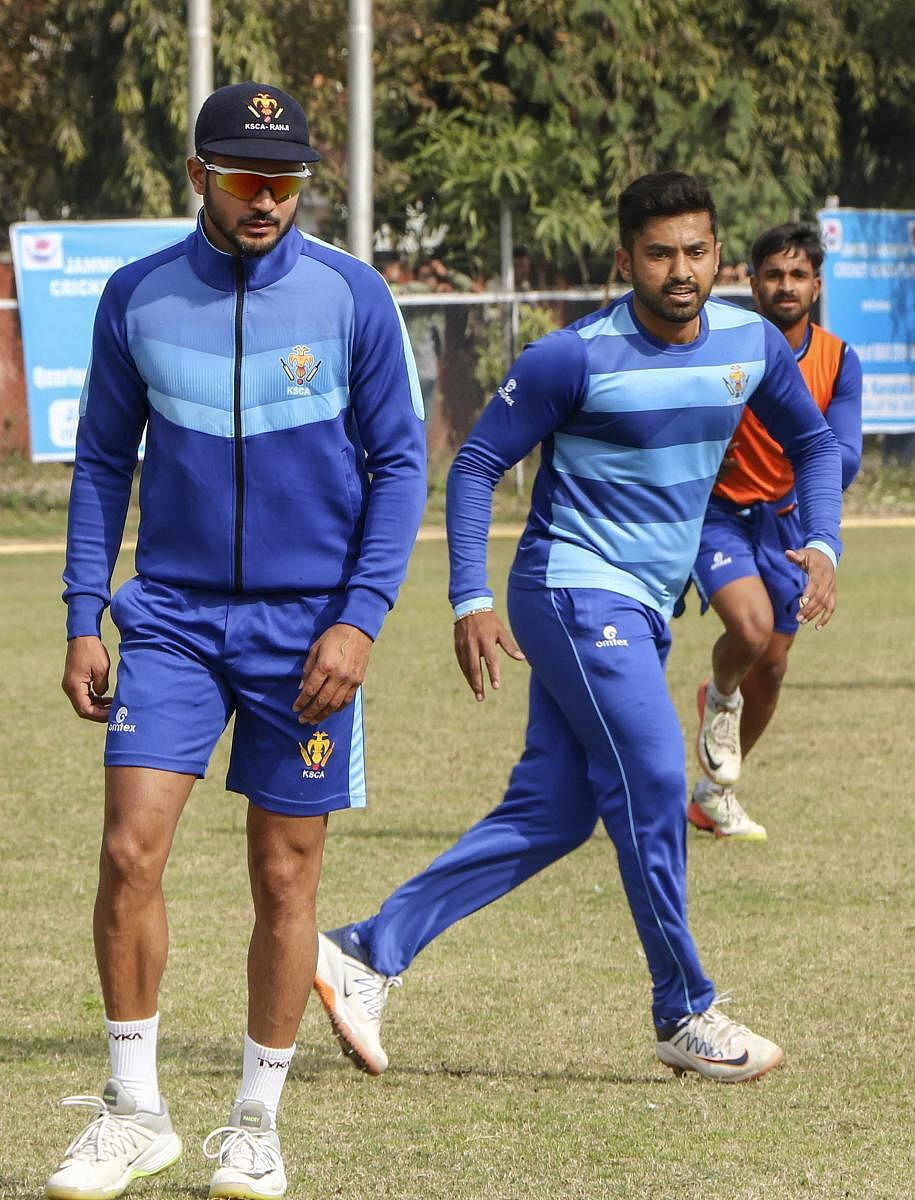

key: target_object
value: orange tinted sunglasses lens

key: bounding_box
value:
[212,172,304,203]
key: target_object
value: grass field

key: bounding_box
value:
[1,443,914,540]
[1,526,913,1200]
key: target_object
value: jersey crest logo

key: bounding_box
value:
[724,364,748,400]
[300,731,335,779]
[248,93,284,123]
[280,345,321,388]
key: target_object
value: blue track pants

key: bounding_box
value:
[354,583,715,1025]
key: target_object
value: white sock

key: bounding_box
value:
[695,776,726,801]
[708,680,742,711]
[104,1012,161,1112]
[235,1033,296,1127]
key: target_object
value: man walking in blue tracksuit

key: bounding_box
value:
[313,172,842,1086]
[48,82,426,1200]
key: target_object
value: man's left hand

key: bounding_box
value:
[294,623,373,725]
[785,546,837,630]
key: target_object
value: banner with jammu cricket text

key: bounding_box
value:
[10,219,195,461]
[818,208,915,434]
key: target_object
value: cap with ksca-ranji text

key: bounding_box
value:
[195,81,321,164]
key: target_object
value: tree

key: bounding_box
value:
[0,0,284,230]
[834,0,915,207]
[309,0,853,277]
[2,0,914,269]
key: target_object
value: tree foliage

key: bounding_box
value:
[834,0,915,206]
[355,0,849,273]
[2,0,914,272]
[1,0,282,227]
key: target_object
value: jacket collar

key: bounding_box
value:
[184,213,304,291]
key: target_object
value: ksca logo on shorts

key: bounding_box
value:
[108,705,137,733]
[595,624,629,648]
[299,730,335,779]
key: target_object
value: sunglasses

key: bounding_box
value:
[196,156,311,203]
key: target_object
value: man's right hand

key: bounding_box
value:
[453,610,526,702]
[62,636,113,722]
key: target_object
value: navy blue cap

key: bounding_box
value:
[194,82,321,164]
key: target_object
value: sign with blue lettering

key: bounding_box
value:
[10,220,195,461]
[818,208,915,433]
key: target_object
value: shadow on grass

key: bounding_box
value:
[2,1033,659,1090]
[406,1061,662,1086]
[0,1033,238,1070]
[311,1049,662,1088]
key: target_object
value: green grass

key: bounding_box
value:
[2,441,913,540]
[1,529,913,1199]
[0,455,141,541]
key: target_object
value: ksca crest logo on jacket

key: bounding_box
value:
[300,731,335,779]
[280,345,321,393]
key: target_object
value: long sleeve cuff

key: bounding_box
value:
[66,595,106,639]
[338,585,389,642]
[452,595,494,620]
[805,539,838,570]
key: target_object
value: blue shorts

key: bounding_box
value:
[105,577,366,816]
[692,496,806,635]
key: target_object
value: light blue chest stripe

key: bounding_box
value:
[706,302,762,330]
[298,233,424,421]
[544,543,665,613]
[549,502,703,566]
[147,385,350,437]
[553,432,730,487]
[583,360,765,412]
[577,308,637,339]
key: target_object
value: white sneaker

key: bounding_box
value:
[656,1003,784,1082]
[204,1100,286,1200]
[46,1078,182,1199]
[687,778,767,841]
[313,928,401,1075]
[696,681,743,786]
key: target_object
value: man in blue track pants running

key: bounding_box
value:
[314,172,842,1085]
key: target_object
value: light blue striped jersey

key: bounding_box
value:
[447,293,841,620]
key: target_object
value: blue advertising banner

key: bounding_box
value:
[818,208,915,433]
[10,219,195,461]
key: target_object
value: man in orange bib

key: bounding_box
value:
[689,223,862,838]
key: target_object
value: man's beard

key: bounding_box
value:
[764,297,813,331]
[637,280,709,325]
[205,198,297,258]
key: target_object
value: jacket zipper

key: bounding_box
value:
[232,260,245,592]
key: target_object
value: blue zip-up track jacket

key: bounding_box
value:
[64,221,427,641]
